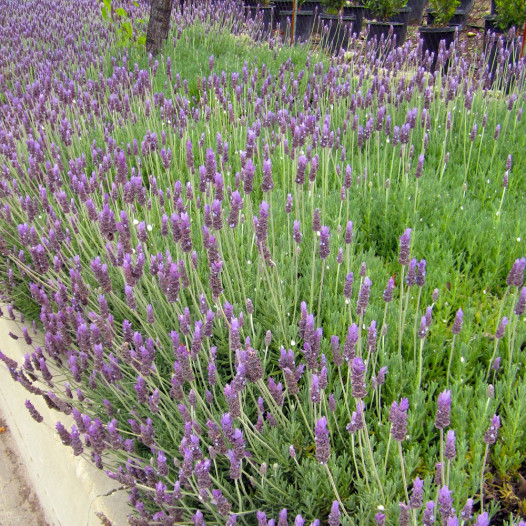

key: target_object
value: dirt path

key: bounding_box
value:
[0,410,49,526]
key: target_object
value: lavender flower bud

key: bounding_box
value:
[319,226,330,260]
[383,277,395,302]
[444,430,456,460]
[438,486,454,523]
[399,503,411,526]
[351,358,367,398]
[328,501,340,526]
[409,477,424,509]
[356,277,371,317]
[390,399,409,441]
[312,209,321,232]
[343,273,354,300]
[346,401,364,434]
[515,287,526,316]
[398,228,412,266]
[460,499,473,522]
[375,512,386,526]
[435,390,451,430]
[475,513,490,526]
[314,417,330,464]
[25,400,43,423]
[483,414,501,445]
[422,501,435,526]
[344,221,353,244]
[452,309,463,335]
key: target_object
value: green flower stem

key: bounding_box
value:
[446,334,457,389]
[361,413,386,503]
[324,464,351,520]
[480,443,490,511]
[398,265,406,358]
[398,441,410,504]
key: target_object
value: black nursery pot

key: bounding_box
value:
[367,21,406,48]
[486,34,524,93]
[245,5,274,32]
[483,15,504,51]
[388,7,410,44]
[319,14,356,53]
[419,26,456,73]
[389,6,411,25]
[341,5,366,35]
[280,10,315,42]
[406,0,428,24]
[426,8,468,29]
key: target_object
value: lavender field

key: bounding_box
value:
[0,0,525,524]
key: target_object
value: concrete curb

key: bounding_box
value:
[0,316,129,526]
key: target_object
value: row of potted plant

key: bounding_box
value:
[243,0,526,74]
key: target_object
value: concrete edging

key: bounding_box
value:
[0,317,129,526]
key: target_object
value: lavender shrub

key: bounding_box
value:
[0,0,525,524]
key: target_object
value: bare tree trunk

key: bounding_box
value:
[145,0,174,56]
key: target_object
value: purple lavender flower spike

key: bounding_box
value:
[515,287,526,316]
[374,512,386,526]
[389,399,408,441]
[356,277,371,316]
[383,276,395,302]
[328,501,340,525]
[314,417,330,464]
[422,501,435,526]
[452,308,463,335]
[438,486,454,523]
[351,357,367,399]
[409,477,424,509]
[445,430,456,459]
[435,390,451,430]
[474,513,490,526]
[483,414,501,445]
[398,228,412,266]
[399,502,411,526]
[344,221,353,244]
[460,499,473,522]
[278,509,287,526]
[25,400,43,423]
[319,226,330,259]
[343,273,354,300]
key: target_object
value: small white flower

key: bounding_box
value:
[146,224,152,232]
[133,219,139,225]
[517,237,522,242]
[291,340,296,346]
[460,356,465,363]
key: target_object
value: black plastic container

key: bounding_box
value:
[406,0,428,24]
[319,14,356,53]
[419,26,456,72]
[280,10,315,42]
[367,21,406,47]
[388,7,411,44]
[486,34,523,92]
[483,15,505,51]
[245,5,274,32]
[342,5,367,35]
[426,8,468,28]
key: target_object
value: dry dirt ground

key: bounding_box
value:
[0,411,49,526]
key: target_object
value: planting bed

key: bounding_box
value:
[0,0,525,525]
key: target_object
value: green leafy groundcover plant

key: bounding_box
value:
[1,0,526,524]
